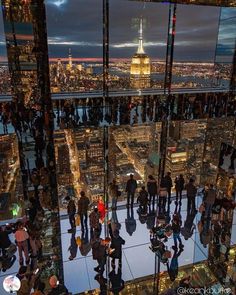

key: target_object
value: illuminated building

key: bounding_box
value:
[130,18,151,89]
[66,48,73,71]
[165,147,187,182]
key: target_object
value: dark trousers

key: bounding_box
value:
[149,194,156,206]
[167,189,171,203]
[176,190,182,201]
[69,213,75,229]
[187,196,196,213]
[97,257,106,275]
[158,197,166,213]
[173,232,182,247]
[127,192,135,206]
[80,213,88,230]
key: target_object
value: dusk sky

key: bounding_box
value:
[0,0,235,62]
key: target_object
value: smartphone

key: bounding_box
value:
[56,281,59,286]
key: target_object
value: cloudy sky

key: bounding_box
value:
[0,0,235,61]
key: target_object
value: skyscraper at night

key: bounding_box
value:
[130,18,151,89]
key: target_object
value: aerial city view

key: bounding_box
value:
[0,0,236,295]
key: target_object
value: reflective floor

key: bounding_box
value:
[0,193,235,294]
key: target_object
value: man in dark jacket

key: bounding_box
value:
[164,172,173,204]
[147,175,157,208]
[175,174,185,202]
[66,196,76,231]
[185,179,197,214]
[204,184,216,219]
[108,222,125,269]
[77,191,90,231]
[125,174,137,207]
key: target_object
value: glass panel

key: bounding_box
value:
[110,0,169,91]
[45,0,102,93]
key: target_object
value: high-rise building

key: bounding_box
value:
[130,18,151,89]
[66,48,73,71]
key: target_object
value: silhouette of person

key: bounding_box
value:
[167,247,184,281]
[68,232,78,260]
[125,207,136,236]
[109,268,125,295]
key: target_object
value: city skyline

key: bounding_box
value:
[0,0,226,62]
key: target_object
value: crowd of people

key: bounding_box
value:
[1,170,236,294]
[0,93,235,132]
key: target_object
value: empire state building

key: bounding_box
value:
[130,18,151,89]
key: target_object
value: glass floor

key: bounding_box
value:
[1,194,235,294]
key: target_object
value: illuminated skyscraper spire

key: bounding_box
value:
[137,17,145,54]
[68,48,72,68]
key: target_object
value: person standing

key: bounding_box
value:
[109,179,119,210]
[147,175,158,208]
[175,174,185,202]
[171,214,184,250]
[204,184,216,219]
[125,174,137,207]
[108,221,125,269]
[77,191,90,231]
[164,172,173,204]
[185,179,197,214]
[66,196,76,232]
[14,222,30,265]
[158,178,168,214]
[89,207,101,238]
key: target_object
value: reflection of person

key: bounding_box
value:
[125,174,137,207]
[109,180,119,210]
[94,274,107,295]
[167,246,184,281]
[68,232,78,260]
[204,184,216,219]
[181,211,196,240]
[109,268,125,295]
[125,207,136,236]
[147,175,157,208]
